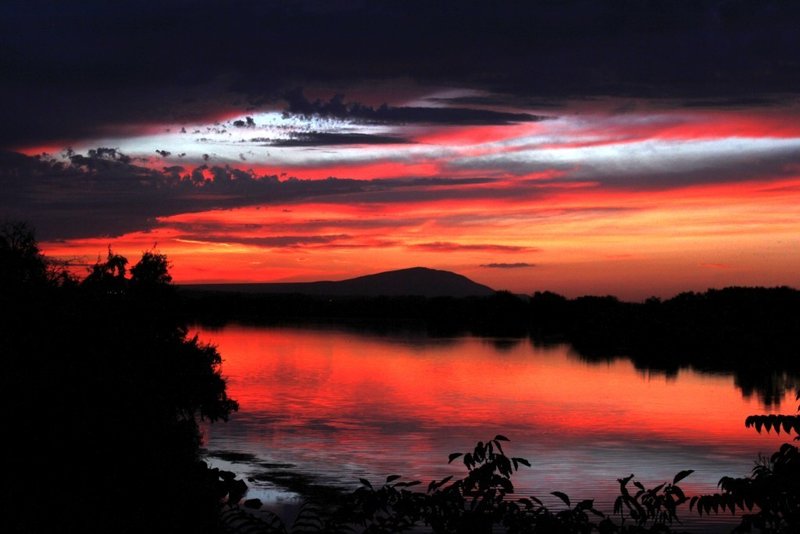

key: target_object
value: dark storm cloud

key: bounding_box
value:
[3,1,800,148]
[0,150,353,239]
[266,131,411,147]
[282,90,546,125]
[428,94,568,111]
[0,150,498,240]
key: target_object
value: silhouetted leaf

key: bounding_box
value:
[359,478,373,489]
[711,496,720,513]
[551,491,571,507]
[614,496,623,515]
[448,452,463,464]
[494,434,510,442]
[764,414,777,432]
[474,441,485,461]
[725,497,737,515]
[513,457,531,467]
[492,440,505,456]
[498,455,512,476]
[427,475,453,493]
[673,469,694,484]
[781,416,794,434]
[386,475,401,483]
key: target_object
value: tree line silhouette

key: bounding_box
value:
[182,286,800,405]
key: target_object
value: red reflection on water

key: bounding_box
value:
[200,325,792,449]
[195,324,797,524]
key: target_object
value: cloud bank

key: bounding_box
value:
[3,1,800,149]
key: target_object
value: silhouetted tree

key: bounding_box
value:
[0,221,49,290]
[131,249,172,287]
[82,247,129,293]
[1,224,239,534]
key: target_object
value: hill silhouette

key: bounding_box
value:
[181,267,496,298]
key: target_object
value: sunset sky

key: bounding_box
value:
[3,1,800,299]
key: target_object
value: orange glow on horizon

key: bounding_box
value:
[27,102,800,299]
[39,173,800,298]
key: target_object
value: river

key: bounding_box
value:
[194,323,796,531]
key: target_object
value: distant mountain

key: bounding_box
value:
[180,267,496,297]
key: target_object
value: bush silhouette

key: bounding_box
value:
[1,224,239,534]
[691,391,800,532]
[233,436,697,534]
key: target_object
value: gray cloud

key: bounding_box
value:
[0,150,501,240]
[0,150,352,239]
[447,138,800,190]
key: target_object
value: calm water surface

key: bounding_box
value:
[195,324,795,530]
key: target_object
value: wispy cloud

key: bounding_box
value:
[411,242,537,253]
[481,262,536,269]
[177,234,350,248]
